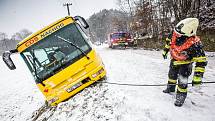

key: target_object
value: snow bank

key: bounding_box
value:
[0,46,215,121]
[0,54,44,121]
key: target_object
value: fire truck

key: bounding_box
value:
[108,32,131,49]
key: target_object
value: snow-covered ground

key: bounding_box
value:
[0,45,215,121]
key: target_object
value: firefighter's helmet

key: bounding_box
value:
[174,18,199,37]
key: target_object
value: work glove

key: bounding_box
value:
[192,75,202,86]
[162,51,168,59]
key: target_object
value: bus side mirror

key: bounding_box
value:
[74,16,89,29]
[2,51,16,70]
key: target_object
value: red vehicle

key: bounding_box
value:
[108,32,131,48]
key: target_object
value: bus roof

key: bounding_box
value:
[17,16,75,52]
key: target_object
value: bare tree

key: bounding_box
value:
[11,29,32,42]
[87,9,128,42]
[0,32,8,50]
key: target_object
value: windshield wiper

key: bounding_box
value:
[31,49,45,86]
[55,35,90,60]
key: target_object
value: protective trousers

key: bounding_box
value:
[167,60,192,94]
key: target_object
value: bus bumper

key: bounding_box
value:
[48,65,106,106]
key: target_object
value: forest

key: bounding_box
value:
[87,0,215,51]
[0,0,214,53]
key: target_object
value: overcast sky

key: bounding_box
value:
[0,0,117,37]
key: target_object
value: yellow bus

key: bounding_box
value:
[2,16,106,106]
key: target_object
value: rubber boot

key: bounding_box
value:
[163,85,175,93]
[174,92,187,107]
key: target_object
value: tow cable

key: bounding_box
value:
[96,80,215,87]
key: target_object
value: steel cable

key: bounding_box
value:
[96,80,215,87]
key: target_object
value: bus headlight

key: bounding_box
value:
[92,68,104,78]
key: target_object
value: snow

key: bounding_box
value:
[0,54,44,120]
[0,44,215,121]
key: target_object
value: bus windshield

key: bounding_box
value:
[21,23,92,83]
[110,33,130,39]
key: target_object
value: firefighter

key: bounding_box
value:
[133,33,139,49]
[162,18,207,107]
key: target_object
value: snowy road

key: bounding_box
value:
[0,45,215,121]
